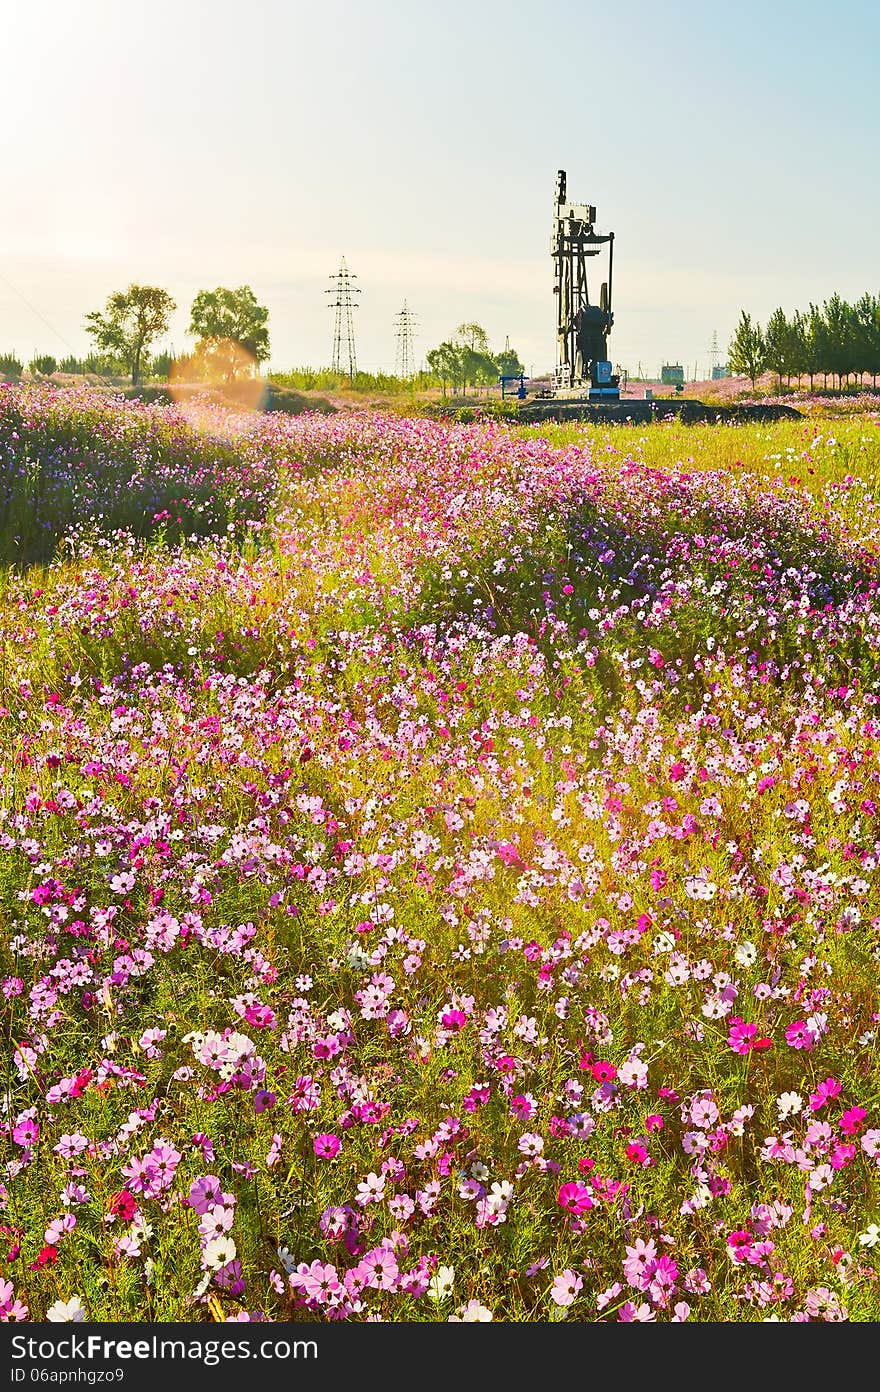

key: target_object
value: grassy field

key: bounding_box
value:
[1,383,879,1323]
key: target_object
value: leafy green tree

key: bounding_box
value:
[460,346,498,395]
[58,355,84,374]
[28,355,57,377]
[189,286,270,379]
[0,353,22,381]
[822,293,856,390]
[426,342,465,398]
[786,309,813,390]
[853,292,880,387]
[454,322,490,355]
[764,308,790,391]
[496,347,525,378]
[727,311,765,388]
[150,351,175,380]
[84,284,176,386]
[84,350,127,377]
[806,303,832,390]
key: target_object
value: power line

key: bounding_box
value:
[0,269,124,391]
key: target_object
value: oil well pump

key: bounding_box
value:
[552,169,619,401]
[518,170,801,425]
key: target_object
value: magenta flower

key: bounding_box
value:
[785,1019,816,1050]
[557,1181,593,1214]
[839,1107,867,1136]
[314,1133,342,1159]
[440,1009,466,1032]
[727,1016,756,1054]
[591,1060,617,1083]
[809,1078,841,1111]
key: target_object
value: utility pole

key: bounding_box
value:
[394,300,418,381]
[326,257,360,380]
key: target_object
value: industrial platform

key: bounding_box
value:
[517,398,802,425]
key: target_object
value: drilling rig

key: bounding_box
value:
[552,169,619,400]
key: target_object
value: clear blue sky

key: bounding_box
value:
[2,0,878,376]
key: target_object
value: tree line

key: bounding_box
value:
[728,292,880,392]
[0,284,270,387]
[2,287,526,398]
[425,323,524,397]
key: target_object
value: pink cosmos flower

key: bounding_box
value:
[623,1238,657,1287]
[550,1270,583,1306]
[591,1060,617,1083]
[356,1246,399,1292]
[839,1107,867,1136]
[809,1078,841,1111]
[294,1260,343,1305]
[557,1181,593,1215]
[440,1009,466,1032]
[313,1133,342,1159]
[188,1176,228,1215]
[618,1301,655,1321]
[12,1118,38,1147]
[785,1019,816,1050]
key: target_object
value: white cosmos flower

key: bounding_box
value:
[735,941,757,968]
[47,1295,86,1321]
[858,1224,880,1248]
[777,1091,804,1119]
[202,1236,237,1270]
[428,1265,455,1300]
[449,1299,493,1321]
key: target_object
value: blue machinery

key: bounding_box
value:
[499,373,527,400]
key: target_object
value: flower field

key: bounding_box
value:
[1,384,879,1323]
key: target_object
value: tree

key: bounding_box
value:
[786,309,814,390]
[189,286,270,380]
[150,350,175,381]
[459,346,498,395]
[764,308,790,392]
[0,352,22,382]
[853,292,880,388]
[822,293,855,390]
[496,346,525,378]
[454,322,490,355]
[426,342,465,398]
[29,355,57,377]
[84,284,176,387]
[727,311,765,389]
[808,303,832,390]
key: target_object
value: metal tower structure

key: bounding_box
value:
[710,330,720,371]
[326,257,360,379]
[393,300,417,381]
[552,169,618,399]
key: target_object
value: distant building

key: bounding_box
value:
[660,363,685,387]
[711,364,729,380]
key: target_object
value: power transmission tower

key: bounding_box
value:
[394,300,417,381]
[326,257,360,380]
[709,330,720,373]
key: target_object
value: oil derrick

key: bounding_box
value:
[326,257,360,380]
[393,300,417,381]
